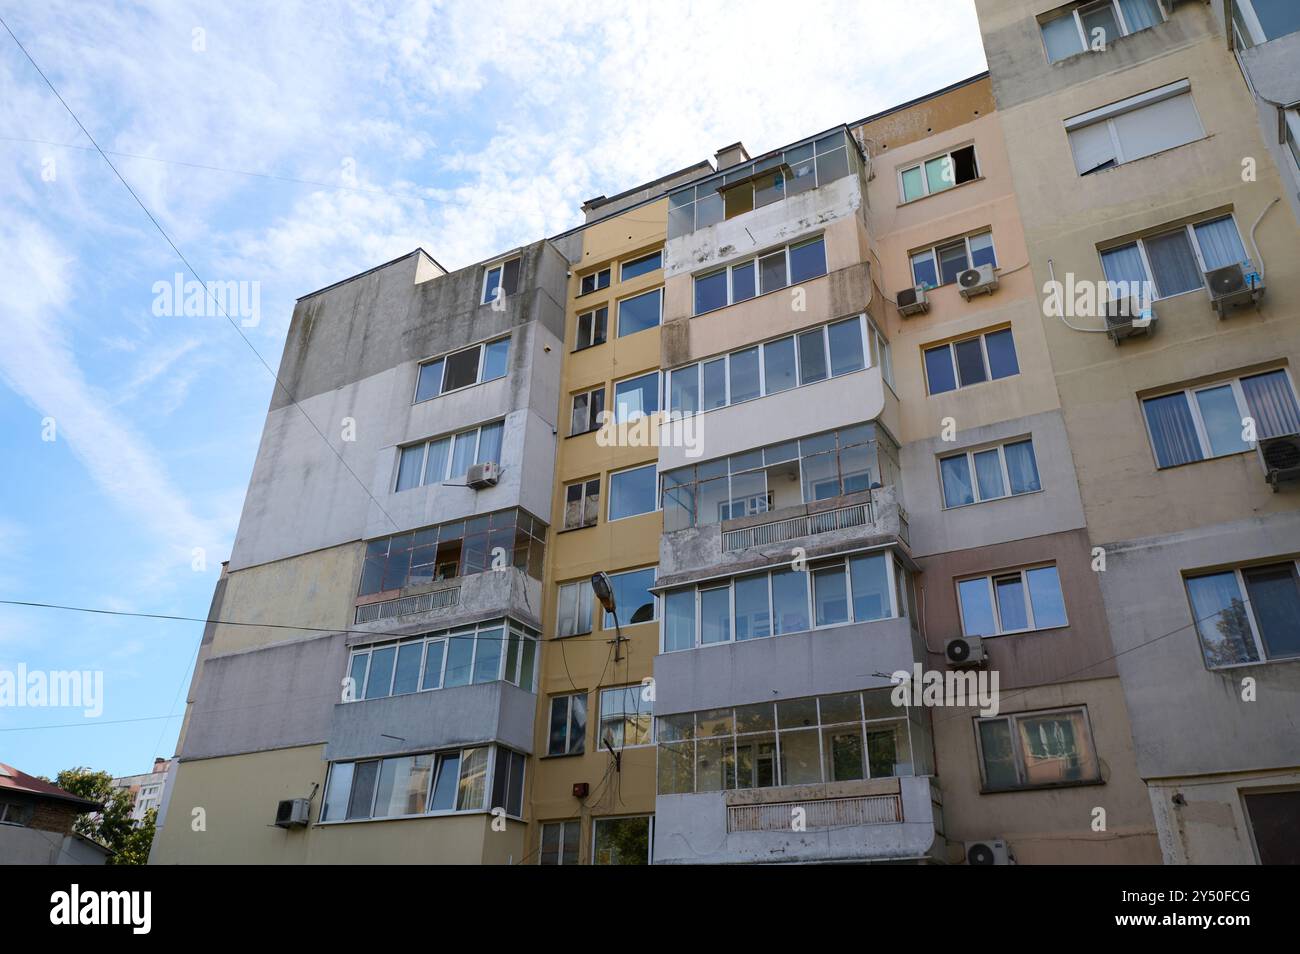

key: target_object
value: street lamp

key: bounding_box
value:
[591,571,627,662]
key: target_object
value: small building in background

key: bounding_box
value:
[112,757,175,825]
[0,762,110,865]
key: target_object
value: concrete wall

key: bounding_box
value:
[0,826,109,865]
[1236,30,1300,227]
[1147,768,1300,865]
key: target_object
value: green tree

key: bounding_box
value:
[54,766,151,864]
[113,808,157,866]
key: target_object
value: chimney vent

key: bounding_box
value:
[714,142,750,171]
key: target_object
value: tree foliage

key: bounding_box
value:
[53,766,155,865]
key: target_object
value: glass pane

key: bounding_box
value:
[1080,4,1120,46]
[323,762,354,821]
[941,455,975,508]
[593,817,649,865]
[396,444,425,492]
[476,421,503,465]
[472,628,503,683]
[911,251,938,289]
[815,147,849,184]
[978,720,1019,789]
[456,748,488,810]
[364,646,395,699]
[828,319,865,376]
[429,754,461,811]
[569,695,586,753]
[954,338,987,387]
[443,347,481,391]
[1241,370,1300,440]
[759,251,787,294]
[393,642,423,695]
[823,727,864,781]
[763,337,797,393]
[772,568,810,635]
[415,359,443,403]
[924,345,957,395]
[609,465,656,521]
[444,634,474,687]
[703,358,727,409]
[801,451,840,502]
[901,165,925,202]
[658,740,695,794]
[622,251,662,281]
[606,567,657,627]
[925,155,954,194]
[374,754,434,817]
[1242,564,1300,660]
[798,329,828,385]
[695,736,734,793]
[422,640,445,690]
[450,429,478,477]
[618,288,661,337]
[995,575,1029,632]
[938,241,969,285]
[347,761,378,819]
[549,697,570,755]
[1194,385,1249,457]
[1145,228,1202,298]
[694,270,728,315]
[839,442,876,494]
[959,578,997,636]
[1193,217,1248,272]
[1143,393,1204,468]
[779,728,822,784]
[729,347,761,403]
[1004,440,1041,494]
[700,587,732,645]
[1251,0,1300,40]
[1018,711,1097,785]
[347,653,369,700]
[813,565,849,626]
[984,328,1019,380]
[732,261,756,303]
[1027,566,1068,629]
[734,574,772,640]
[973,448,1006,500]
[614,372,659,422]
[849,554,890,621]
[788,238,827,284]
[1187,572,1259,667]
[482,338,509,381]
[968,232,996,269]
[664,589,696,652]
[670,366,699,415]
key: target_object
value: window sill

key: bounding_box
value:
[552,631,593,640]
[539,750,586,760]
[317,808,523,827]
[557,523,598,534]
[1206,654,1300,673]
[413,374,506,407]
[972,623,1070,640]
[896,176,984,208]
[566,427,601,440]
[980,777,1104,795]
[572,342,606,354]
[1153,446,1253,472]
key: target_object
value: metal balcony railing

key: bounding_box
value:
[354,586,460,624]
[727,793,903,832]
[721,502,872,552]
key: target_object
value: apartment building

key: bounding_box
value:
[152,242,568,863]
[974,0,1300,864]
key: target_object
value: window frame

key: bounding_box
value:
[1184,559,1300,670]
[1064,80,1203,176]
[539,819,581,865]
[607,463,659,522]
[896,144,980,203]
[562,477,601,531]
[578,267,611,297]
[1099,213,1249,302]
[598,684,655,749]
[909,230,997,289]
[923,327,1018,395]
[956,564,1069,637]
[574,305,608,352]
[616,286,663,338]
[1040,0,1167,64]
[612,371,661,424]
[548,692,587,755]
[414,336,511,404]
[601,566,660,629]
[973,706,1102,792]
[620,250,663,282]
[692,235,827,316]
[394,420,505,492]
[1140,367,1300,470]
[1231,0,1300,46]
[481,257,521,305]
[556,580,594,638]
[569,385,606,437]
[591,815,654,865]
[938,438,1041,509]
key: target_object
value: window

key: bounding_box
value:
[0,801,31,826]
[574,306,607,351]
[1186,561,1300,669]
[617,288,662,338]
[661,423,899,531]
[666,316,878,415]
[599,686,654,748]
[662,553,907,651]
[923,328,1018,395]
[1066,81,1203,176]
[910,231,997,288]
[548,693,587,755]
[540,820,581,865]
[358,509,547,594]
[668,131,856,239]
[958,565,1068,636]
[395,421,504,491]
[613,372,659,423]
[579,267,610,296]
[693,237,826,315]
[1141,369,1300,469]
[482,258,521,305]
[1101,214,1250,301]
[608,465,657,521]
[657,688,916,795]
[1040,1,1165,63]
[940,439,1041,508]
[570,387,605,436]
[592,816,652,865]
[620,251,662,281]
[976,707,1100,791]
[415,337,510,402]
[898,145,978,202]
[1229,0,1300,47]
[1286,109,1300,172]
[1244,790,1300,865]
[556,580,594,638]
[563,478,600,530]
[603,567,658,627]
[321,744,521,821]
[346,619,539,699]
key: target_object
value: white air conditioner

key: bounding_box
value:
[945,635,987,669]
[467,460,500,490]
[274,798,310,829]
[896,285,929,317]
[966,839,1011,865]
[1103,297,1157,345]
[1258,433,1300,491]
[957,264,998,300]
[1205,262,1264,319]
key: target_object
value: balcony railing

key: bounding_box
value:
[727,793,902,832]
[721,502,871,553]
[355,586,460,624]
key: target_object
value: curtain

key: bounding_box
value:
[1143,393,1202,467]
[422,437,450,486]
[1004,440,1041,494]
[1101,243,1149,305]
[1186,572,1257,666]
[1144,228,1202,297]
[476,421,503,464]
[1193,216,1249,271]
[974,449,1005,500]
[940,456,974,507]
[1241,370,1300,439]
[1118,0,1162,34]
[1042,11,1084,63]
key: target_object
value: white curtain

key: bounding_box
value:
[1193,216,1249,271]
[1242,370,1300,439]
[1118,0,1162,33]
[1145,229,1202,297]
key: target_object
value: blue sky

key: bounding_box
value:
[0,0,986,779]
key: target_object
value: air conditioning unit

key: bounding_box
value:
[957,264,998,300]
[1258,433,1300,491]
[1103,297,1156,345]
[1205,262,1264,319]
[466,460,500,490]
[896,285,930,317]
[945,635,987,669]
[274,798,310,829]
[966,839,1011,866]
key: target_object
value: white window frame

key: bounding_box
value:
[616,286,663,338]
[923,328,1017,395]
[896,144,979,203]
[1232,0,1300,46]
[394,420,504,492]
[1040,0,1167,63]
[608,463,659,522]
[539,819,581,865]
[592,815,654,865]
[1285,108,1300,172]
[612,371,660,424]
[548,692,587,755]
[556,580,593,637]
[414,335,510,404]
[562,478,601,531]
[956,565,1068,637]
[692,235,827,316]
[570,386,605,436]
[579,266,611,297]
[939,439,1040,509]
[1185,560,1300,669]
[1100,212,1248,301]
[1140,368,1300,468]
[620,251,663,282]
[481,257,521,305]
[598,684,656,749]
[1064,80,1202,175]
[574,305,608,351]
[974,706,1100,790]
[909,231,996,289]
